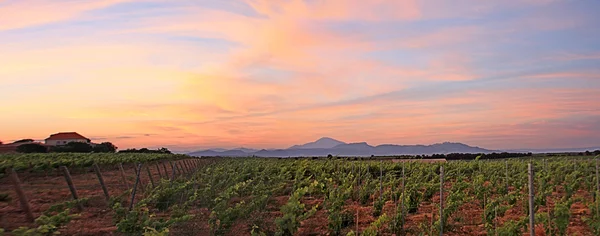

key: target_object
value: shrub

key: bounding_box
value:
[16,143,48,153]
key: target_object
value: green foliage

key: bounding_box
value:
[0,153,183,171]
[10,204,79,236]
[372,197,385,217]
[554,199,573,235]
[326,185,353,235]
[142,227,169,236]
[275,185,319,236]
[362,213,389,236]
[496,217,527,236]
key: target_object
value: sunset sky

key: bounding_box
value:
[1,0,599,151]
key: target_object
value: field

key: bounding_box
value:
[1,154,600,235]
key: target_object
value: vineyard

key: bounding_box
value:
[1,154,600,235]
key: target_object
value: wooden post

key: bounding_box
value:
[118,163,130,190]
[129,163,143,211]
[8,168,35,222]
[439,165,444,236]
[146,166,155,188]
[60,166,83,211]
[528,163,535,236]
[93,163,110,201]
[155,162,162,179]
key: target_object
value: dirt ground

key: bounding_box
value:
[0,161,596,235]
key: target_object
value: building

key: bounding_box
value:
[45,132,91,146]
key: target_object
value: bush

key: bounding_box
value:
[93,142,117,153]
[16,143,48,153]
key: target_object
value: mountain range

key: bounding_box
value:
[188,137,494,157]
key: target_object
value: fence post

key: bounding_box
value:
[146,166,155,188]
[129,163,143,211]
[528,163,535,236]
[440,165,444,236]
[7,168,35,222]
[59,166,84,211]
[118,163,130,190]
[93,163,110,201]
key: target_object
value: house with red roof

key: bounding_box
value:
[45,132,91,146]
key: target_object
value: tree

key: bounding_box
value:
[93,142,117,153]
[158,147,172,154]
[0,140,3,145]
[16,143,48,153]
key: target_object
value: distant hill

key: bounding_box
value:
[188,138,493,157]
[289,137,346,149]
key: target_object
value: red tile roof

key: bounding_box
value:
[46,132,89,141]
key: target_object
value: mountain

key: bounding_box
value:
[289,137,346,149]
[188,138,494,157]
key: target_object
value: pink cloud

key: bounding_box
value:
[0,0,134,30]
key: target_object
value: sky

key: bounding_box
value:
[1,0,599,151]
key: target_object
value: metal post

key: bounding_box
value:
[93,163,110,201]
[8,168,35,222]
[440,165,444,236]
[528,163,535,236]
[129,163,143,211]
